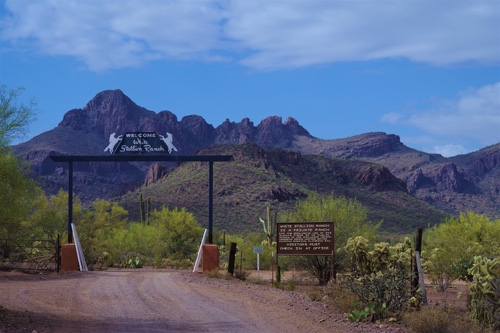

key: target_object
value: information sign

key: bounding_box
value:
[277,222,334,256]
[253,246,264,254]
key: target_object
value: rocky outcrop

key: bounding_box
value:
[355,165,408,192]
[214,116,310,148]
[407,164,464,193]
[144,163,170,187]
[257,186,307,202]
[214,118,255,144]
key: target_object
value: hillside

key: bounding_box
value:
[118,144,446,234]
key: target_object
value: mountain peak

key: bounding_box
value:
[59,90,156,138]
[83,89,137,112]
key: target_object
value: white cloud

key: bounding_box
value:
[408,83,500,143]
[432,144,469,157]
[1,0,498,71]
[225,1,500,70]
[1,0,224,72]
[380,113,403,124]
[382,82,500,154]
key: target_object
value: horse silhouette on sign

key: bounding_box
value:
[104,133,123,154]
[159,132,178,154]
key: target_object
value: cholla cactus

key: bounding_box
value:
[468,256,500,328]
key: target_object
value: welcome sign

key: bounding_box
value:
[104,132,178,155]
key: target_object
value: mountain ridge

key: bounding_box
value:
[12,89,500,231]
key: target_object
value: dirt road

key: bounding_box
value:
[0,269,404,332]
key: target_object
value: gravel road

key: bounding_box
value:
[0,269,406,332]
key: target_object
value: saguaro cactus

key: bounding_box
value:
[139,193,151,224]
[259,203,277,247]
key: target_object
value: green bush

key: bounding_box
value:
[341,236,416,322]
[424,212,500,291]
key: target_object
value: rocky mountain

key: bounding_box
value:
[12,90,500,232]
[293,133,500,218]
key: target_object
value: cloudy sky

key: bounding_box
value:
[1,0,499,157]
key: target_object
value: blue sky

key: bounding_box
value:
[1,0,499,157]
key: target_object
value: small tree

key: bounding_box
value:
[76,199,128,262]
[0,84,38,253]
[424,212,500,291]
[0,85,37,148]
[280,193,379,284]
[26,189,82,243]
[150,206,203,259]
[0,152,39,248]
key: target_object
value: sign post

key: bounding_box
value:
[253,245,264,271]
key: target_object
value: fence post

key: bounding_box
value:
[56,234,61,273]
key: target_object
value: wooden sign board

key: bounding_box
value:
[277,222,334,256]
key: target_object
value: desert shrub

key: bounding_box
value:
[274,279,297,291]
[154,254,166,268]
[116,252,144,268]
[204,268,221,278]
[468,256,500,330]
[341,236,415,322]
[165,258,193,269]
[403,306,482,333]
[307,290,322,302]
[322,282,358,314]
[234,269,250,281]
[246,276,266,285]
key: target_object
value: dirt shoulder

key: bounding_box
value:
[0,269,406,333]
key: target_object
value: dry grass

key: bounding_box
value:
[402,305,484,333]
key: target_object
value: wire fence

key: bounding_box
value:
[0,235,61,273]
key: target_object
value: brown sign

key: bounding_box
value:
[277,222,334,256]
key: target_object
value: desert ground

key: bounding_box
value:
[0,268,414,333]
